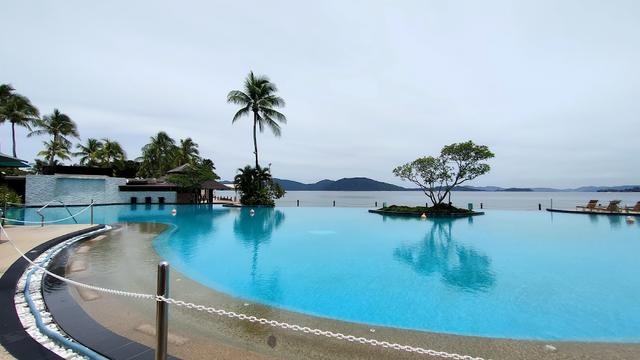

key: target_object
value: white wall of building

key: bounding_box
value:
[25,175,176,205]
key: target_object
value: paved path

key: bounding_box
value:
[0,224,94,359]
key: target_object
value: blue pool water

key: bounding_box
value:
[11,205,640,342]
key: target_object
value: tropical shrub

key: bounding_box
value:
[234,165,285,206]
[0,186,22,206]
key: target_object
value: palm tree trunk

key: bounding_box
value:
[11,122,17,157]
[253,111,259,168]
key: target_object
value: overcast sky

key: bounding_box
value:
[1,0,638,187]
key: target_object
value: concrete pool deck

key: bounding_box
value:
[0,224,95,277]
[3,223,640,359]
[0,224,95,360]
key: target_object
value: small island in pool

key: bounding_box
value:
[369,203,484,217]
[381,141,493,218]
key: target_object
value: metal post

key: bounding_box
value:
[297,200,299,207]
[2,195,7,226]
[155,262,170,360]
[480,202,483,209]
[90,199,94,225]
[375,201,377,207]
[333,200,335,207]
[538,203,541,211]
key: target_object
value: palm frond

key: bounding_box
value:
[263,116,282,136]
[227,90,251,105]
[232,105,251,123]
[260,108,287,123]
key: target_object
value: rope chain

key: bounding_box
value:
[0,223,488,360]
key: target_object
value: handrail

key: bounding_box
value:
[36,200,80,226]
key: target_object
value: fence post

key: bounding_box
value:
[480,202,483,209]
[90,199,94,225]
[538,203,541,211]
[155,262,170,360]
[333,200,335,207]
[375,201,377,207]
[297,200,299,207]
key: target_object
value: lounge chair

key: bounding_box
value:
[624,201,640,213]
[576,200,598,211]
[596,200,622,212]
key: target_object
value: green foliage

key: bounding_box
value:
[37,140,71,164]
[166,160,220,191]
[393,141,494,206]
[99,138,127,170]
[137,132,207,178]
[114,160,141,178]
[233,165,285,206]
[74,138,104,166]
[73,137,126,172]
[0,186,22,206]
[175,138,200,165]
[137,131,179,178]
[0,88,40,157]
[227,71,287,168]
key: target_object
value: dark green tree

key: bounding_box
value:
[37,139,71,165]
[137,131,178,178]
[175,137,200,165]
[0,93,39,157]
[29,109,79,166]
[99,138,127,169]
[234,165,284,206]
[74,138,104,166]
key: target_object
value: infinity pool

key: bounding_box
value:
[15,205,640,342]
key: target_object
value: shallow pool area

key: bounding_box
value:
[16,204,640,342]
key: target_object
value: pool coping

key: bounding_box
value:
[0,225,104,360]
[546,208,640,216]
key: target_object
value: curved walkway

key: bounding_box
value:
[0,224,96,360]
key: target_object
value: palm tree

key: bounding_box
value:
[234,165,260,198]
[0,94,39,157]
[137,131,178,178]
[74,138,104,166]
[99,138,126,168]
[29,109,79,165]
[0,84,14,102]
[175,137,200,165]
[37,139,71,165]
[227,71,287,168]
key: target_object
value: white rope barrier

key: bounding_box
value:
[0,222,489,360]
[1,202,93,224]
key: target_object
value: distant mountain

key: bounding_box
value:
[221,177,640,193]
[273,177,406,191]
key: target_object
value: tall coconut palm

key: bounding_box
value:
[0,94,39,157]
[137,131,178,178]
[74,138,104,166]
[227,71,287,168]
[99,138,126,168]
[29,109,79,165]
[37,139,71,165]
[175,137,200,165]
